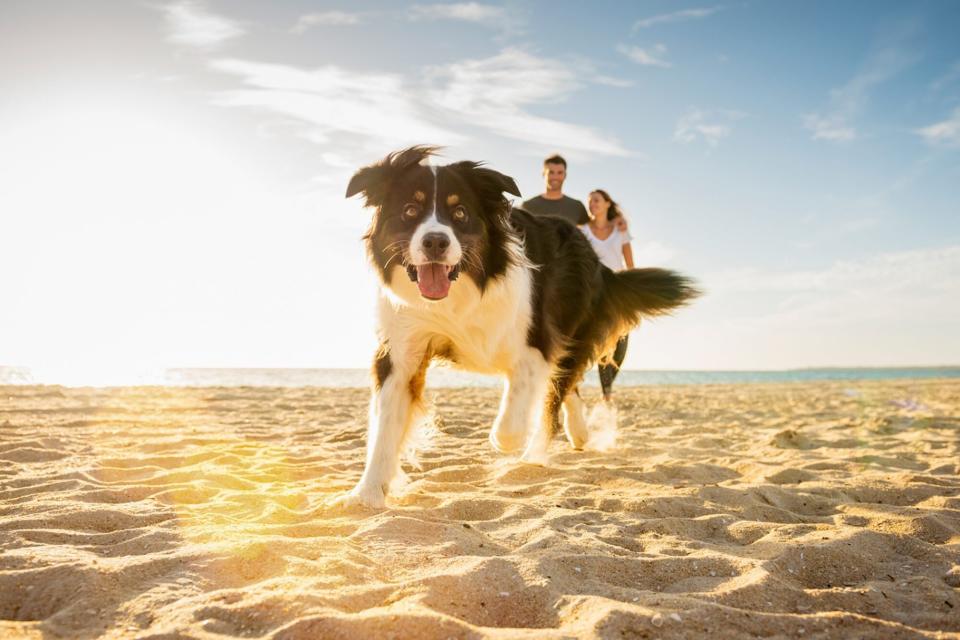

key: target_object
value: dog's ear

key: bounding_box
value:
[346,145,441,208]
[345,165,387,207]
[450,162,522,201]
[474,167,521,198]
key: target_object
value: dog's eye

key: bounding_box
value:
[402,204,420,219]
[452,207,467,222]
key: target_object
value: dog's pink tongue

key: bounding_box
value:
[417,264,451,299]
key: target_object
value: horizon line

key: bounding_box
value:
[4,364,960,373]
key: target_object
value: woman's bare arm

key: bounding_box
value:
[622,243,634,269]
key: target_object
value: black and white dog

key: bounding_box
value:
[337,146,697,508]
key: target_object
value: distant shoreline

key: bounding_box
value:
[3,365,960,388]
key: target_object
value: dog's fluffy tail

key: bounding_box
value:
[601,267,700,328]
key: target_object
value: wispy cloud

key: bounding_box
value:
[674,109,744,146]
[669,245,960,369]
[425,48,630,156]
[632,241,676,265]
[929,60,960,92]
[407,2,524,37]
[207,49,629,158]
[161,1,244,49]
[408,2,506,24]
[802,113,856,142]
[719,246,960,303]
[804,40,919,143]
[291,11,364,34]
[711,245,960,326]
[617,43,671,68]
[209,59,462,148]
[916,107,960,147]
[632,6,723,30]
[594,75,634,88]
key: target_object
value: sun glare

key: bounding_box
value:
[0,97,293,382]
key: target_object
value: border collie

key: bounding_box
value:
[336,146,698,508]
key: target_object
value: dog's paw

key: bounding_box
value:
[328,484,387,510]
[519,442,550,466]
[489,427,526,454]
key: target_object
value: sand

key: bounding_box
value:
[1,380,958,639]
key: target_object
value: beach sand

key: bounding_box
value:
[1,380,958,639]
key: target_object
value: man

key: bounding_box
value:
[520,154,589,225]
[521,154,628,231]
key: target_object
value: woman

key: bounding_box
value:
[579,189,634,402]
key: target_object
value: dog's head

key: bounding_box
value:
[346,146,521,301]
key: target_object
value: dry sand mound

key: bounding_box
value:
[1,380,958,639]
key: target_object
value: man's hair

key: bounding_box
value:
[543,154,567,169]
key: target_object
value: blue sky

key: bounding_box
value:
[1,1,958,379]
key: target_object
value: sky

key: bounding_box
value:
[1,0,959,381]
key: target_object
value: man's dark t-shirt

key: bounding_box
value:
[520,195,589,225]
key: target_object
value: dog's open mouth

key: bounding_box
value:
[406,263,460,300]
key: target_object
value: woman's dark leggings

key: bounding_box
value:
[598,335,629,398]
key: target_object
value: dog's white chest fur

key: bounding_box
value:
[378,261,533,374]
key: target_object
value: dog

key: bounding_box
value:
[336,146,698,508]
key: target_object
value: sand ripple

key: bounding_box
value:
[1,381,958,639]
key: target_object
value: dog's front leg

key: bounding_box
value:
[490,346,551,455]
[335,344,427,509]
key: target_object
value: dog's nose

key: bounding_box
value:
[422,232,450,261]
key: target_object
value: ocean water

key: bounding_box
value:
[2,365,959,388]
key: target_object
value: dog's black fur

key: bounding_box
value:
[509,207,698,430]
[347,146,698,435]
[348,145,521,293]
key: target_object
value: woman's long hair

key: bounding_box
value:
[590,189,623,220]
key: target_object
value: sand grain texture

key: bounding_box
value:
[1,380,959,639]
